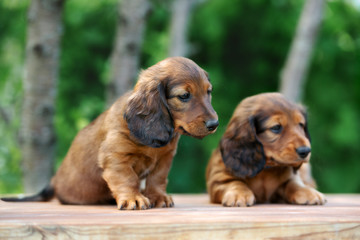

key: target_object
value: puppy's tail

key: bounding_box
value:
[1,185,54,202]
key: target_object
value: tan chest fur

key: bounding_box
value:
[246,167,294,202]
[131,136,180,179]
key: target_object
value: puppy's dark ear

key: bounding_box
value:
[300,108,311,142]
[204,70,210,81]
[124,80,174,148]
[304,118,311,142]
[220,116,265,178]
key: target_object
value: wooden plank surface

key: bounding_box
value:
[0,194,359,239]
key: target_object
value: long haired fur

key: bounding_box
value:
[3,57,218,210]
[206,93,325,207]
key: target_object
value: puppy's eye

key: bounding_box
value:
[178,92,190,102]
[299,123,305,128]
[207,89,212,95]
[270,124,282,134]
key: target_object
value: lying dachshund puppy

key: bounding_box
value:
[3,57,218,210]
[206,93,325,207]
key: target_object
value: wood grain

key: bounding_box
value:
[1,194,359,239]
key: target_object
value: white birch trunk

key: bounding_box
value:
[279,0,325,102]
[106,0,151,106]
[168,0,194,57]
[20,0,64,193]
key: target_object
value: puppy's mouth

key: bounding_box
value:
[178,126,205,139]
[267,157,305,167]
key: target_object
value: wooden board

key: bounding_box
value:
[0,194,359,239]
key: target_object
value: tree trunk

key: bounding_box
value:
[168,0,194,57]
[106,0,151,106]
[279,0,325,102]
[20,0,64,194]
[0,106,10,125]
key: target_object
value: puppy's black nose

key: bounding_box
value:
[296,146,311,159]
[206,119,219,131]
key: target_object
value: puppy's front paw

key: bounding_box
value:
[146,193,174,208]
[288,187,326,205]
[222,189,255,207]
[116,193,151,210]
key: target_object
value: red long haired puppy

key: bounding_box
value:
[3,57,218,210]
[206,93,325,206]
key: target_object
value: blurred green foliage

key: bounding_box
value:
[0,0,359,194]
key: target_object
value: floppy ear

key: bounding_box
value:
[300,107,311,142]
[220,116,265,178]
[124,80,174,148]
[303,114,311,142]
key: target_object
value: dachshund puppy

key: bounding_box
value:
[206,93,325,207]
[3,57,218,210]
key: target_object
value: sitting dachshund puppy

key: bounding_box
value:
[206,93,325,207]
[3,57,218,210]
